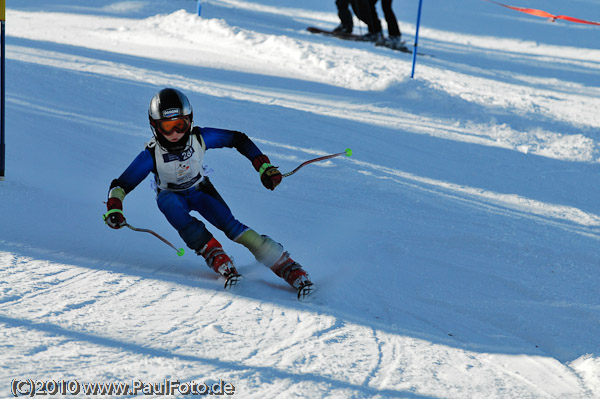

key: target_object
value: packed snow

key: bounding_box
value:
[1,0,599,397]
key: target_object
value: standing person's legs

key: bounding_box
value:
[381,0,401,37]
[367,0,382,33]
[336,0,354,32]
[352,0,381,34]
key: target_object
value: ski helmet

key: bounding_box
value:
[148,88,194,152]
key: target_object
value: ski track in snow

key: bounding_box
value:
[2,0,600,397]
[0,250,592,398]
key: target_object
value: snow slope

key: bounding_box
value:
[1,0,599,397]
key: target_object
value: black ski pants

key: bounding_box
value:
[352,0,382,34]
[352,0,401,37]
[381,0,401,37]
[336,0,354,30]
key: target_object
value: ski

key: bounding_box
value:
[297,282,316,301]
[222,273,314,300]
[223,273,242,290]
[307,26,364,41]
[222,269,314,300]
[375,40,412,54]
[308,26,424,55]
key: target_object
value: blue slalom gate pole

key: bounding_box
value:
[196,0,202,16]
[0,0,5,180]
[410,0,424,79]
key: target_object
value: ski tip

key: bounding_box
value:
[297,283,316,301]
[224,274,242,291]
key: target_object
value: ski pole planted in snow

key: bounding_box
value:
[411,0,425,79]
[282,148,352,178]
[125,223,185,256]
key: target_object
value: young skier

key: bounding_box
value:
[103,88,314,298]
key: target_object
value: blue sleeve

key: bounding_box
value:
[199,127,263,161]
[114,149,155,193]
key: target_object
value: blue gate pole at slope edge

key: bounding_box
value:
[197,0,202,16]
[1,0,5,180]
[410,0,424,79]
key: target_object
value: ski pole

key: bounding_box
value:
[125,223,185,256]
[411,0,424,79]
[282,148,352,178]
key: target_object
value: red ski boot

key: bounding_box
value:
[271,252,315,300]
[198,238,241,290]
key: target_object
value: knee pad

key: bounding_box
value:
[235,229,283,267]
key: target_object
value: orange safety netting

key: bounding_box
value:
[485,0,600,26]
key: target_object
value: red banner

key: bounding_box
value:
[486,0,600,26]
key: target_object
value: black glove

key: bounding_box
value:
[103,198,127,229]
[252,155,282,190]
[260,165,282,190]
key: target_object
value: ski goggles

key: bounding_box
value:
[155,116,191,136]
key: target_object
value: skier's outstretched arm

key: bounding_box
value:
[200,127,282,190]
[103,149,154,229]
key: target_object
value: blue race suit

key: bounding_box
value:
[110,127,263,252]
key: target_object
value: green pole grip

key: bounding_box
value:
[102,208,123,221]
